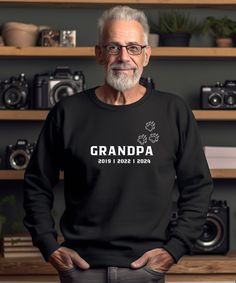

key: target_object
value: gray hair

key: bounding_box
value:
[97,5,149,45]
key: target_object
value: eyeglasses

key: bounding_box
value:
[103,43,147,55]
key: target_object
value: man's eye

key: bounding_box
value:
[108,45,119,51]
[128,45,139,52]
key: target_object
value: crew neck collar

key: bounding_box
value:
[88,86,152,111]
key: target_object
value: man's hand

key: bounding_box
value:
[130,248,174,273]
[49,247,90,272]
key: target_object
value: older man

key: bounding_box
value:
[23,5,213,283]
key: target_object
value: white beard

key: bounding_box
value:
[106,63,143,92]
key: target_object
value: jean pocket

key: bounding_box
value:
[142,266,165,277]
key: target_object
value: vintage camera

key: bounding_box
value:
[168,200,229,254]
[201,80,236,109]
[5,139,36,170]
[0,73,29,109]
[34,67,85,109]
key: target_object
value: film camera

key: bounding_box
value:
[34,67,85,109]
[0,73,29,109]
[201,80,236,109]
[168,200,229,254]
[6,139,36,170]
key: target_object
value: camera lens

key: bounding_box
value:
[195,214,224,251]
[10,149,30,170]
[50,81,78,105]
[224,92,236,107]
[3,87,22,108]
[208,92,223,108]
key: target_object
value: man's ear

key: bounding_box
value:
[143,46,151,67]
[95,45,105,65]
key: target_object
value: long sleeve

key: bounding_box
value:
[23,106,64,261]
[163,99,213,262]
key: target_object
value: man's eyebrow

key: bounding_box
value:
[126,41,140,45]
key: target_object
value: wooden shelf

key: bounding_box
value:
[0,170,25,180]
[0,169,235,180]
[1,47,236,58]
[1,110,236,121]
[0,0,236,5]
[0,47,95,57]
[0,110,48,120]
[0,170,64,180]
[193,110,236,121]
[211,169,236,179]
[151,47,236,58]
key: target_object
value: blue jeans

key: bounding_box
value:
[59,266,165,283]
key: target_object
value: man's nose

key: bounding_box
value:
[118,46,130,61]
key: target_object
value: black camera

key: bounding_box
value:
[6,139,36,170]
[139,77,155,89]
[168,200,229,255]
[0,73,29,109]
[201,80,236,109]
[34,67,85,109]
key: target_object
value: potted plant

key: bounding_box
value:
[202,16,234,47]
[150,10,200,47]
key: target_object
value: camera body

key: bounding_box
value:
[139,77,155,89]
[201,80,236,109]
[34,67,85,109]
[5,139,36,170]
[168,200,229,254]
[0,73,29,109]
[192,200,229,254]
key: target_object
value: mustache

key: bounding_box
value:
[110,63,136,70]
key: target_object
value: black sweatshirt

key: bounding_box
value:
[23,87,213,267]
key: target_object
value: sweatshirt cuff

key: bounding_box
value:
[163,237,189,263]
[36,233,61,262]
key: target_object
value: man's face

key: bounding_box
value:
[96,20,151,91]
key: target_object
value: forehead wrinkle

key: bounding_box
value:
[102,20,145,45]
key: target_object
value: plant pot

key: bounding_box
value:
[148,33,159,47]
[215,37,233,48]
[2,22,39,47]
[159,32,191,47]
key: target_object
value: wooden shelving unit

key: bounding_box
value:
[1,47,236,58]
[0,1,235,282]
[1,110,236,121]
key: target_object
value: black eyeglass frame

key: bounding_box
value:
[102,43,147,55]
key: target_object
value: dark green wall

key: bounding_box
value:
[0,4,235,252]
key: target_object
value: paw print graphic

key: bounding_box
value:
[137,134,147,145]
[145,121,155,132]
[149,133,159,143]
